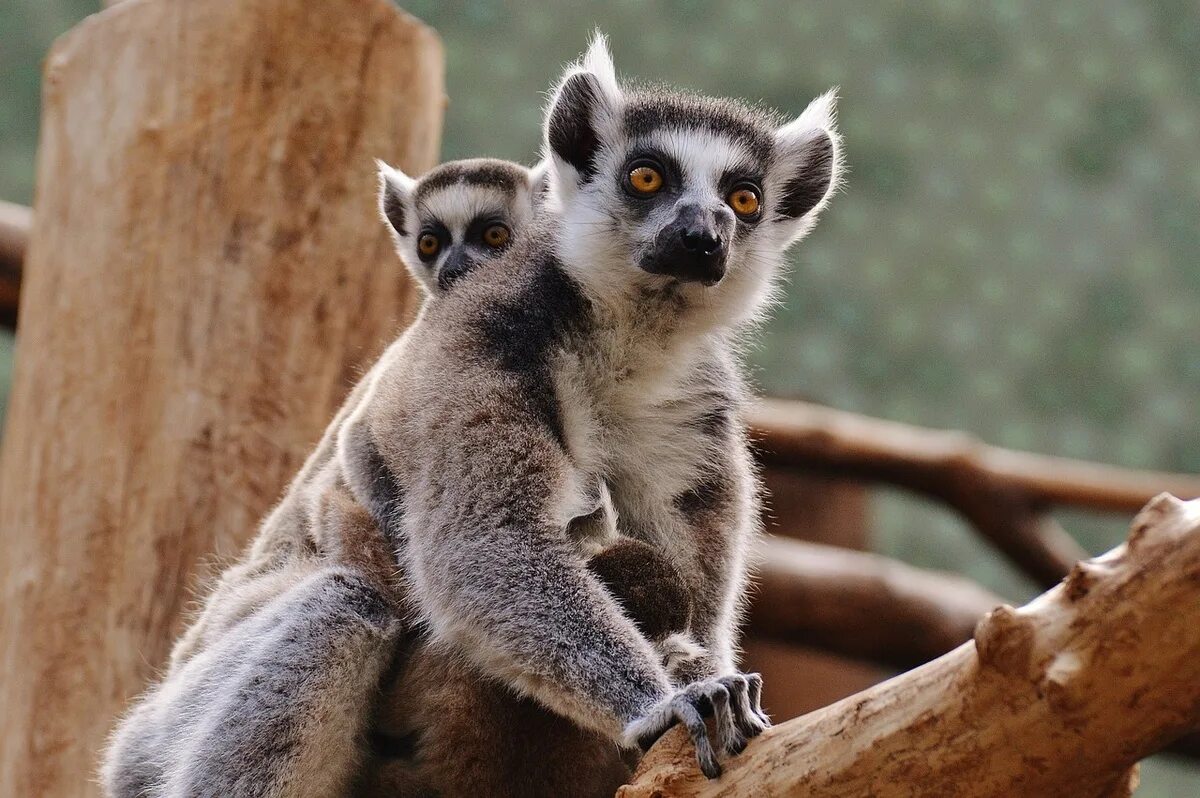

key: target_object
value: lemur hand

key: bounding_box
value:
[622,673,770,779]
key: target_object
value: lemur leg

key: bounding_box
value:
[103,564,401,798]
[343,395,761,774]
[363,536,691,798]
[103,485,405,798]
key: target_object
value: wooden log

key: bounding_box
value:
[761,468,868,548]
[620,495,1200,797]
[754,400,1110,587]
[752,400,1200,515]
[0,2,442,796]
[749,536,1002,669]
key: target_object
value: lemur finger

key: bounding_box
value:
[704,682,744,755]
[674,698,721,779]
[632,704,678,752]
[745,672,772,727]
[720,674,764,741]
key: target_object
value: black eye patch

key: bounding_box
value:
[718,167,765,198]
[416,220,450,264]
[616,148,683,220]
[464,213,512,250]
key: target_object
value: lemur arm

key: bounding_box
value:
[102,486,403,798]
[342,399,674,744]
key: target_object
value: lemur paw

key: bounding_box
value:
[623,673,770,779]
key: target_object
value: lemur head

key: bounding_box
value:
[377,158,548,296]
[541,34,843,327]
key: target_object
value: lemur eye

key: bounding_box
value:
[417,233,440,260]
[482,223,511,249]
[628,165,664,195]
[727,186,761,218]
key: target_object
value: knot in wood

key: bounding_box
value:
[1064,560,1102,601]
[1129,493,1184,548]
[974,604,1035,677]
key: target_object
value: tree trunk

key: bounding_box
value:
[621,494,1200,797]
[0,2,442,796]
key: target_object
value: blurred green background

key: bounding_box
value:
[2,0,1197,791]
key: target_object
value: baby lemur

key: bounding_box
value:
[377,156,545,295]
[103,34,842,798]
[103,154,698,797]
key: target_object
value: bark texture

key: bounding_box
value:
[621,494,1200,797]
[0,2,442,795]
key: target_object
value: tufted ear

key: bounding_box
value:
[376,159,416,240]
[543,32,623,188]
[772,90,844,242]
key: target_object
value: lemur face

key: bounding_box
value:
[543,36,842,315]
[377,158,547,296]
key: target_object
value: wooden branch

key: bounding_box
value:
[749,536,1001,669]
[752,400,1200,514]
[0,200,28,329]
[751,400,1200,587]
[0,2,442,795]
[621,494,1200,797]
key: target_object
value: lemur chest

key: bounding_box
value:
[554,360,724,537]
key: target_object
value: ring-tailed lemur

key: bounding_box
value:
[103,34,843,796]
[341,34,841,781]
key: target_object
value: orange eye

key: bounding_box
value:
[628,165,664,195]
[417,233,440,259]
[482,223,511,249]
[728,187,761,218]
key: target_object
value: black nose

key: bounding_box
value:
[638,204,732,285]
[680,227,722,255]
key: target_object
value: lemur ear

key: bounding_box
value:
[376,159,416,239]
[772,90,843,239]
[544,32,622,186]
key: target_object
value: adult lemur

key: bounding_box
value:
[103,35,842,797]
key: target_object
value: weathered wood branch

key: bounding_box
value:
[0,2,443,795]
[0,200,28,329]
[749,536,1001,669]
[622,494,1200,797]
[752,400,1200,513]
[752,400,1200,587]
